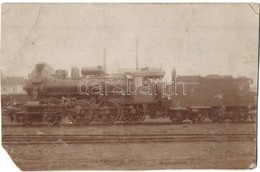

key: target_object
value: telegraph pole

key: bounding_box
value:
[136,39,139,71]
[103,48,107,74]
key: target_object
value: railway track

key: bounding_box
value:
[2,133,255,145]
[2,120,256,128]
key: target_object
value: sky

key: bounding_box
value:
[1,3,259,82]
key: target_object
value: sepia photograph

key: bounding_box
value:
[0,3,258,170]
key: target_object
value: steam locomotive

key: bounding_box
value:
[10,63,256,125]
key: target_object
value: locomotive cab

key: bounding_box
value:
[125,69,165,104]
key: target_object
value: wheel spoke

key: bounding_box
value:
[71,100,94,124]
[97,100,119,124]
[123,105,145,124]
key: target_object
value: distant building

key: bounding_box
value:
[1,76,26,95]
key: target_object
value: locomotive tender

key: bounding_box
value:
[12,63,255,125]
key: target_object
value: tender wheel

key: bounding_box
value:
[122,104,145,124]
[237,108,248,122]
[229,111,238,122]
[97,100,120,124]
[209,108,225,122]
[15,114,29,125]
[169,110,184,124]
[196,111,207,122]
[189,111,206,123]
[72,100,94,124]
